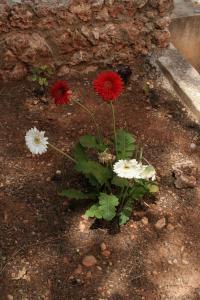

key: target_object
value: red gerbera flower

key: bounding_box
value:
[51,80,71,105]
[93,71,124,102]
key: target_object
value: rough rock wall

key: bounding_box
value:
[0,0,173,81]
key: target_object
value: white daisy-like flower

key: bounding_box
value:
[113,159,143,179]
[140,165,156,181]
[25,127,48,155]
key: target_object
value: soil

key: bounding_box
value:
[1,67,200,300]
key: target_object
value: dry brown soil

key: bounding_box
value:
[1,69,200,300]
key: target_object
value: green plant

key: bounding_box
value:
[30,65,53,95]
[25,72,158,227]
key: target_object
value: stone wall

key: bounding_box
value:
[0,0,173,81]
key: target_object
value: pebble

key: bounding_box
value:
[141,217,149,226]
[56,170,62,175]
[97,266,102,271]
[190,143,197,150]
[152,270,158,275]
[155,217,166,230]
[100,242,107,251]
[7,295,13,300]
[182,259,189,265]
[101,250,111,257]
[82,255,97,267]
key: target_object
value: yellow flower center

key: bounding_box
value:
[124,164,130,169]
[34,136,41,145]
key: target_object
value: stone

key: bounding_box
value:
[134,0,148,8]
[155,217,166,230]
[9,62,27,80]
[141,217,149,225]
[7,295,13,300]
[82,255,97,267]
[5,33,52,66]
[190,143,197,150]
[69,4,91,22]
[57,65,70,77]
[182,259,189,265]
[100,243,107,251]
[0,0,173,82]
[172,161,198,189]
[101,250,111,257]
[82,65,98,74]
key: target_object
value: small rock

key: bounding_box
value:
[172,161,198,189]
[173,259,178,264]
[101,250,111,257]
[82,255,97,267]
[86,271,92,278]
[190,143,197,150]
[100,242,107,251]
[152,270,158,275]
[7,295,14,300]
[182,259,189,265]
[97,266,102,271]
[56,170,61,175]
[141,217,149,226]
[155,217,166,230]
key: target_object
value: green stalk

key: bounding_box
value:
[74,100,102,144]
[118,185,130,213]
[48,143,76,163]
[110,102,117,157]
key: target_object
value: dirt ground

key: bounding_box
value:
[1,66,200,300]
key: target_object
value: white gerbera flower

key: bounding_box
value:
[113,159,143,179]
[25,127,48,155]
[140,165,156,181]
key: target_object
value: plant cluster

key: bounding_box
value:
[25,71,158,226]
[30,65,53,96]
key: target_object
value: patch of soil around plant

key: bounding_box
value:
[1,69,200,300]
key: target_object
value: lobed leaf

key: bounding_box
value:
[99,193,119,221]
[79,135,107,152]
[111,176,129,187]
[116,130,135,159]
[58,188,96,200]
[75,160,112,186]
[119,198,135,225]
[85,204,102,219]
[74,143,88,162]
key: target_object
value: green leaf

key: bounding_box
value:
[75,161,112,186]
[119,198,135,225]
[116,130,135,159]
[31,75,37,82]
[79,135,107,152]
[112,176,129,187]
[148,184,159,193]
[80,135,98,149]
[58,188,96,200]
[129,185,147,200]
[85,204,102,219]
[74,143,88,162]
[99,193,119,221]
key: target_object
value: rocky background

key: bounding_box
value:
[0,0,173,81]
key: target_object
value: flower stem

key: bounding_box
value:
[74,100,101,144]
[118,185,130,213]
[110,102,117,156]
[48,143,76,163]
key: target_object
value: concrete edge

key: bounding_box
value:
[158,45,200,123]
